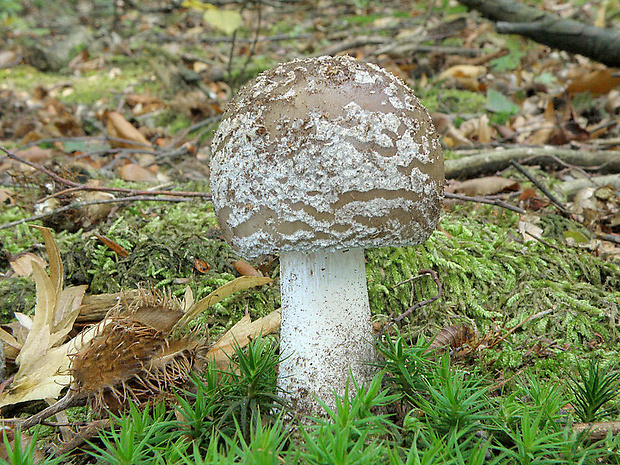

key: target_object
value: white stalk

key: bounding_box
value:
[278,248,375,415]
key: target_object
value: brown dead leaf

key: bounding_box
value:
[448,176,519,196]
[0,50,21,69]
[567,68,620,96]
[206,309,281,371]
[126,93,165,116]
[105,111,152,148]
[438,65,486,92]
[430,112,450,134]
[595,1,607,28]
[519,188,548,211]
[0,188,14,205]
[443,125,473,148]
[529,127,554,145]
[605,90,620,115]
[233,259,261,277]
[519,214,544,242]
[478,114,492,143]
[439,64,486,80]
[194,258,210,273]
[16,146,53,163]
[9,253,48,277]
[94,233,130,258]
[119,163,157,182]
[427,324,478,356]
[173,276,273,331]
[0,227,88,408]
[78,191,116,228]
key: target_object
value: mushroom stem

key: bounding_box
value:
[278,248,375,415]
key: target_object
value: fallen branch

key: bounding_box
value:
[456,0,620,67]
[445,147,620,179]
[560,174,620,199]
[0,146,211,200]
[573,421,620,442]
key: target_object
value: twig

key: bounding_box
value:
[0,146,211,199]
[490,366,528,392]
[387,270,442,329]
[596,232,620,245]
[509,160,569,214]
[238,0,262,88]
[18,390,85,430]
[53,419,111,457]
[445,191,525,213]
[316,37,391,57]
[573,421,620,441]
[524,231,562,251]
[487,307,555,350]
[0,196,197,230]
[227,0,257,94]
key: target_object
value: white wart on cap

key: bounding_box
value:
[210,55,444,415]
[210,55,444,259]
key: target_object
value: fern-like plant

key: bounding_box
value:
[570,359,620,423]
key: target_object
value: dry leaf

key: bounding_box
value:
[194,258,210,273]
[173,276,273,331]
[0,188,14,205]
[519,214,544,243]
[0,227,88,407]
[233,259,261,277]
[94,233,130,258]
[119,163,157,181]
[202,5,242,35]
[478,114,492,143]
[9,253,47,277]
[438,65,486,91]
[15,146,53,163]
[0,50,20,68]
[439,65,486,80]
[105,111,152,148]
[567,68,620,96]
[449,176,519,196]
[206,309,281,370]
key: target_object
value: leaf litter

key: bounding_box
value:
[0,227,278,433]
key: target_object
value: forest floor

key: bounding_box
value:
[0,0,619,462]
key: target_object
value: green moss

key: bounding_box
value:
[3,179,619,377]
[419,88,487,114]
[365,207,620,356]
[0,277,35,321]
[0,63,162,106]
[0,207,42,255]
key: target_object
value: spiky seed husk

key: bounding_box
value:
[70,316,201,412]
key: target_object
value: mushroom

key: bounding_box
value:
[210,55,444,415]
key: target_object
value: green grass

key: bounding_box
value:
[6,335,612,464]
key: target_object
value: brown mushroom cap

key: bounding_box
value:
[210,55,444,259]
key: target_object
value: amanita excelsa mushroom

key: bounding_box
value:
[210,55,444,414]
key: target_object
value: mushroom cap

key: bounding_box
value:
[210,55,444,259]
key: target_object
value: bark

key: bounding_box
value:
[560,174,620,199]
[445,148,620,179]
[457,0,620,67]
